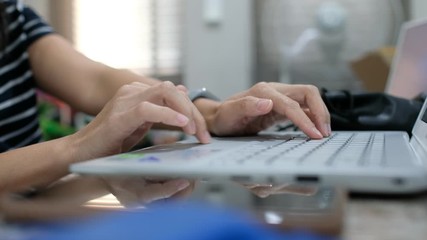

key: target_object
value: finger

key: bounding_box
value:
[269,93,323,139]
[136,82,194,119]
[297,85,331,136]
[176,84,188,93]
[131,102,190,128]
[137,179,190,204]
[208,96,274,136]
[274,83,331,136]
[189,103,211,143]
[174,87,211,143]
[175,89,211,143]
[241,83,323,138]
[173,89,211,143]
[140,82,210,142]
[232,96,273,118]
[216,96,273,128]
[302,108,331,137]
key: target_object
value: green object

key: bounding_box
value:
[39,117,75,140]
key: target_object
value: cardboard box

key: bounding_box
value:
[351,47,395,92]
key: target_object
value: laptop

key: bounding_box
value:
[70,20,427,194]
[70,96,427,193]
[385,18,427,99]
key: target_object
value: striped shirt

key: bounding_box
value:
[0,0,53,152]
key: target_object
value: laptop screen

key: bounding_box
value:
[422,107,427,123]
[385,19,427,99]
[411,98,427,156]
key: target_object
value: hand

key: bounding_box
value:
[198,82,331,139]
[102,177,195,208]
[70,81,211,161]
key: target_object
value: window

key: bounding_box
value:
[73,0,184,79]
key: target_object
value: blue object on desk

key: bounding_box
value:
[33,202,335,240]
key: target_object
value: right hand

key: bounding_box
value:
[70,81,211,162]
[198,82,331,138]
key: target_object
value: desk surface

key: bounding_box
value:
[345,193,427,240]
[86,185,427,240]
[2,186,426,240]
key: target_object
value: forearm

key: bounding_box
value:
[0,135,78,193]
[87,67,161,115]
[30,34,162,116]
[94,65,161,113]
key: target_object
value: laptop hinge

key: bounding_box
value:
[410,135,427,166]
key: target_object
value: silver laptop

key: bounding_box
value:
[71,20,427,194]
[70,97,427,193]
[385,18,427,99]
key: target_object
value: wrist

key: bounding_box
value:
[64,131,89,164]
[193,98,221,135]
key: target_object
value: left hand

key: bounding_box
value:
[197,82,331,139]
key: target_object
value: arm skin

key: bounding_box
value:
[0,81,198,196]
[28,34,331,140]
[0,33,330,198]
[0,34,153,193]
[0,34,207,194]
[29,34,330,139]
[28,34,160,115]
[0,135,76,193]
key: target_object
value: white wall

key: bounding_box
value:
[411,0,427,20]
[184,0,254,99]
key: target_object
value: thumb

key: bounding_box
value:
[254,98,273,114]
[230,97,273,118]
[176,85,188,93]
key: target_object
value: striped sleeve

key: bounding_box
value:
[0,1,55,152]
[20,3,54,45]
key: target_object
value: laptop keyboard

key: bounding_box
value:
[216,132,393,167]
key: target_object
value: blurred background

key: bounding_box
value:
[21,0,426,138]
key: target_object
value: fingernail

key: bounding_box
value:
[176,114,189,125]
[175,180,190,191]
[328,124,332,135]
[323,124,330,137]
[312,127,323,139]
[256,99,272,112]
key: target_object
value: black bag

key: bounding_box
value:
[321,89,425,134]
